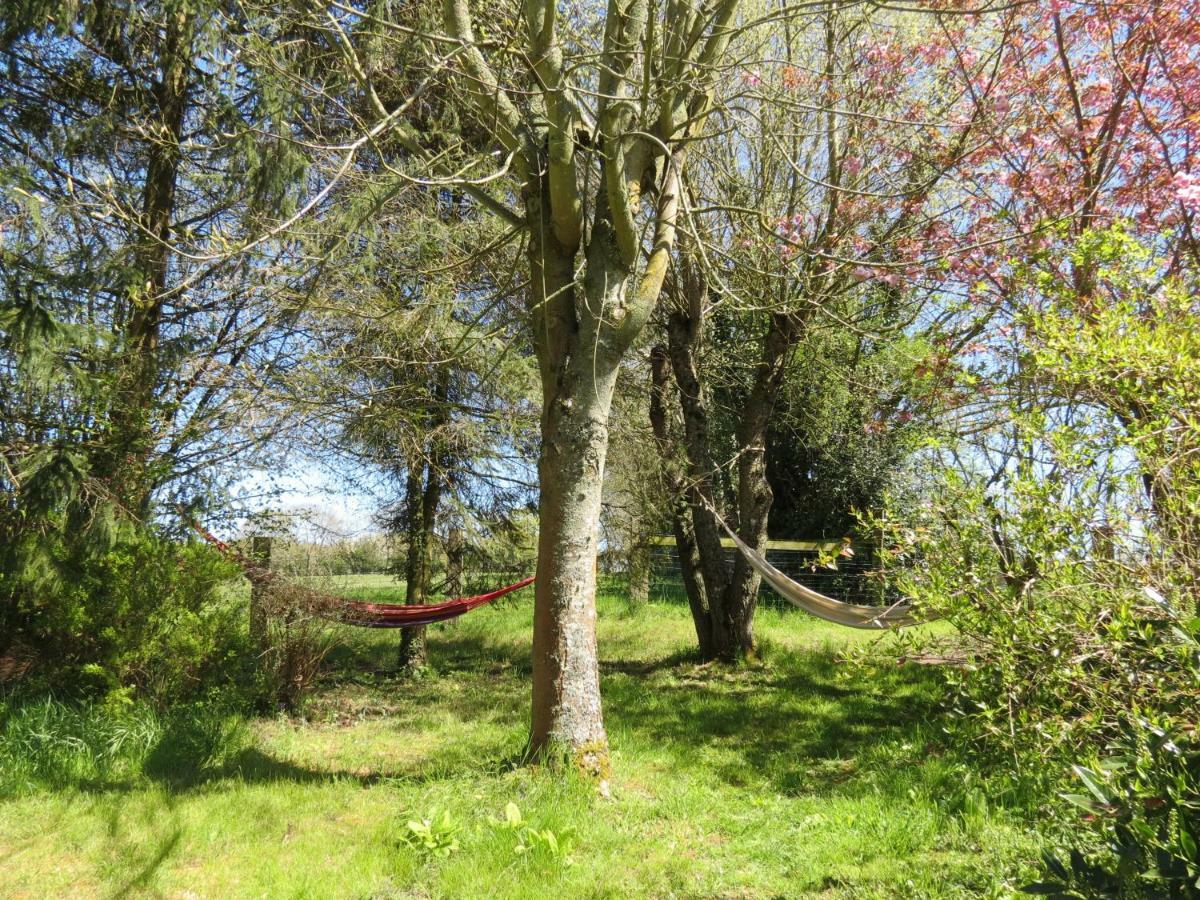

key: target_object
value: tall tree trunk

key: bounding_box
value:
[399,373,450,671]
[445,527,465,596]
[104,8,193,514]
[526,185,655,770]
[660,259,802,660]
[529,347,619,768]
[718,312,801,657]
[400,455,428,669]
[442,0,736,778]
[399,458,442,671]
[664,301,735,652]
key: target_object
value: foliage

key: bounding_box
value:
[400,808,461,858]
[0,693,248,797]
[766,307,938,540]
[4,529,247,706]
[1035,711,1200,897]
[256,580,339,715]
[881,225,1200,895]
[493,802,574,861]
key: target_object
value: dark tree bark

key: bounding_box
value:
[399,375,450,671]
[250,535,272,652]
[445,527,465,597]
[102,7,194,514]
[650,345,714,658]
[654,258,803,661]
[399,456,442,671]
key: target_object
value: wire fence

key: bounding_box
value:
[648,540,898,609]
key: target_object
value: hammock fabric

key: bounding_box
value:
[713,514,922,629]
[191,521,534,629]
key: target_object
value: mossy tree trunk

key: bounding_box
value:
[441,0,740,769]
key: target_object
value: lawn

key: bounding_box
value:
[0,585,1049,899]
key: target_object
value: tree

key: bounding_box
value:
[294,189,538,671]
[339,0,752,763]
[0,1,305,513]
[0,0,304,664]
[648,4,991,659]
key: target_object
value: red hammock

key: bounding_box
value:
[340,577,536,628]
[189,520,534,629]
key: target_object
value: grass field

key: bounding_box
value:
[0,583,1052,898]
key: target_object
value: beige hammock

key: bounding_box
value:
[715,515,922,629]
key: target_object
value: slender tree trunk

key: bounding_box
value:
[400,457,444,670]
[627,541,650,606]
[399,373,450,671]
[250,535,272,652]
[719,312,802,658]
[103,8,193,514]
[400,458,429,670]
[665,303,735,652]
[649,344,714,657]
[446,527,465,596]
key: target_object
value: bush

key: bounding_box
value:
[879,225,1200,896]
[5,527,250,707]
[883,458,1200,895]
[256,580,338,714]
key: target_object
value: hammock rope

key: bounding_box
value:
[190,521,534,629]
[711,511,924,629]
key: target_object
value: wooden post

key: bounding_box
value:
[250,535,272,648]
[446,527,465,597]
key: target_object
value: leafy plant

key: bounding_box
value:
[880,226,1200,898]
[492,802,574,861]
[400,809,461,859]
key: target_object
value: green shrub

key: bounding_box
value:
[7,527,250,707]
[880,225,1200,896]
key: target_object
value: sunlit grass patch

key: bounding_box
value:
[0,592,1044,898]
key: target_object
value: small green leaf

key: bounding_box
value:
[1072,765,1112,804]
[1062,793,1103,814]
[1180,827,1197,862]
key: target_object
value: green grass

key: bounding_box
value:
[0,588,1049,898]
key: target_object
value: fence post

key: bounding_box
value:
[250,535,272,648]
[446,527,465,597]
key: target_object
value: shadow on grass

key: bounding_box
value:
[600,647,703,676]
[322,622,534,679]
[602,647,948,798]
[141,741,374,792]
[323,630,533,683]
[315,616,950,802]
[104,824,182,900]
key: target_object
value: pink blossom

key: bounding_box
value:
[1174,172,1200,210]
